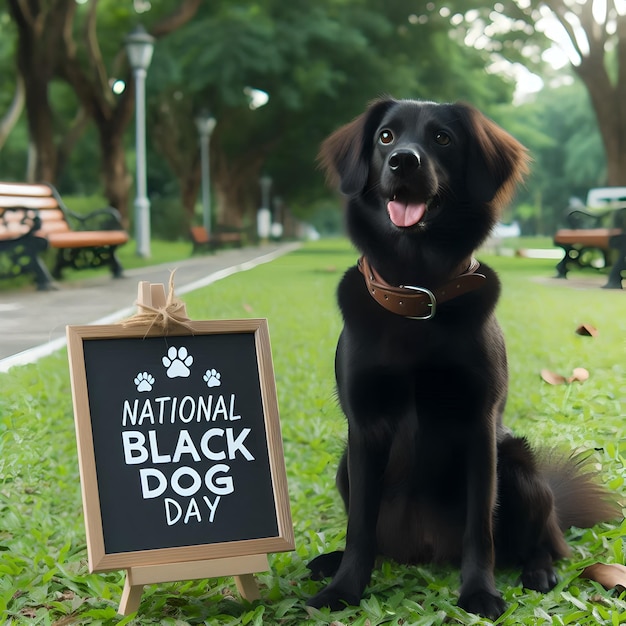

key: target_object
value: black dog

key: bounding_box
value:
[307,98,617,620]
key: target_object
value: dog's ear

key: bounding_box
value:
[455,103,530,209]
[319,98,396,196]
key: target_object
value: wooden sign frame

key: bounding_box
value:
[67,286,294,614]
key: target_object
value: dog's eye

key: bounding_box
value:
[434,131,451,146]
[379,130,394,145]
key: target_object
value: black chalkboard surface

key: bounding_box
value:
[67,318,293,572]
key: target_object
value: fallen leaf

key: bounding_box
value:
[541,367,590,385]
[580,562,626,591]
[541,369,567,385]
[569,367,589,383]
[242,303,253,313]
[576,323,599,337]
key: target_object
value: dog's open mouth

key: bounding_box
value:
[387,193,432,228]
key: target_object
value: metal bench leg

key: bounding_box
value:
[109,247,124,278]
[23,236,55,289]
[604,236,625,289]
[554,246,570,279]
[51,249,67,279]
[32,256,55,290]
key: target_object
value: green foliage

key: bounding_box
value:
[150,196,191,241]
[0,240,624,624]
[149,0,518,215]
[6,1,518,206]
[60,193,112,215]
[506,80,605,235]
[0,0,615,240]
[2,0,607,235]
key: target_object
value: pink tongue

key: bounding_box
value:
[387,200,427,227]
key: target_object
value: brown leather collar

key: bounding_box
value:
[358,256,486,319]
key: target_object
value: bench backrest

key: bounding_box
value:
[0,208,39,240]
[0,182,70,236]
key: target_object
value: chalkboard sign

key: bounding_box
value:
[67,318,294,574]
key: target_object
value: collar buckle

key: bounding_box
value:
[399,284,437,320]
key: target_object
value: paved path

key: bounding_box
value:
[0,243,299,372]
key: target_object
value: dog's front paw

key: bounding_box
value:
[307,550,344,581]
[306,584,360,612]
[522,565,558,593]
[458,589,506,620]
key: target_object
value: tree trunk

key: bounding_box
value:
[604,133,626,187]
[149,94,201,227]
[213,159,263,228]
[575,64,626,187]
[181,171,202,222]
[7,0,75,182]
[100,128,133,223]
[56,108,90,178]
[8,0,76,182]
[22,72,57,182]
[0,73,25,151]
[543,0,626,187]
[574,48,626,187]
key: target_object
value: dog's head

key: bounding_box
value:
[319,98,529,260]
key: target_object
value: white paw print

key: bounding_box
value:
[203,369,222,388]
[162,346,193,378]
[134,371,155,392]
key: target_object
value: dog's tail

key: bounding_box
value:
[538,450,621,530]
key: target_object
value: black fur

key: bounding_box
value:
[307,98,618,620]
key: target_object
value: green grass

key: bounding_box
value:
[496,236,554,249]
[0,239,624,625]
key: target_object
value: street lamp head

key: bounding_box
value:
[244,87,269,110]
[195,110,217,137]
[125,25,155,71]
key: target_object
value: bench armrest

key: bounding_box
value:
[65,206,126,231]
[563,208,610,229]
[563,203,626,230]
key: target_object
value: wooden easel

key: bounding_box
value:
[117,281,267,615]
[138,280,169,312]
[119,553,268,615]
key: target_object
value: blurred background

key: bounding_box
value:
[0,0,617,242]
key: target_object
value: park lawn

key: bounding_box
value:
[0,239,624,625]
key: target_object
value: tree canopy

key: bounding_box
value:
[0,1,612,237]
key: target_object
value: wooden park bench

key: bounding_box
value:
[0,182,129,290]
[554,187,626,289]
[190,224,244,254]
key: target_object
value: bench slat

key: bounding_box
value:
[35,222,70,236]
[47,230,129,249]
[35,209,68,231]
[0,182,55,197]
[0,196,59,209]
[554,228,621,248]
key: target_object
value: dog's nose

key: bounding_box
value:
[388,150,421,175]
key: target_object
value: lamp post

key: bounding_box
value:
[125,25,155,258]
[194,111,217,235]
[271,196,284,240]
[257,175,272,243]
